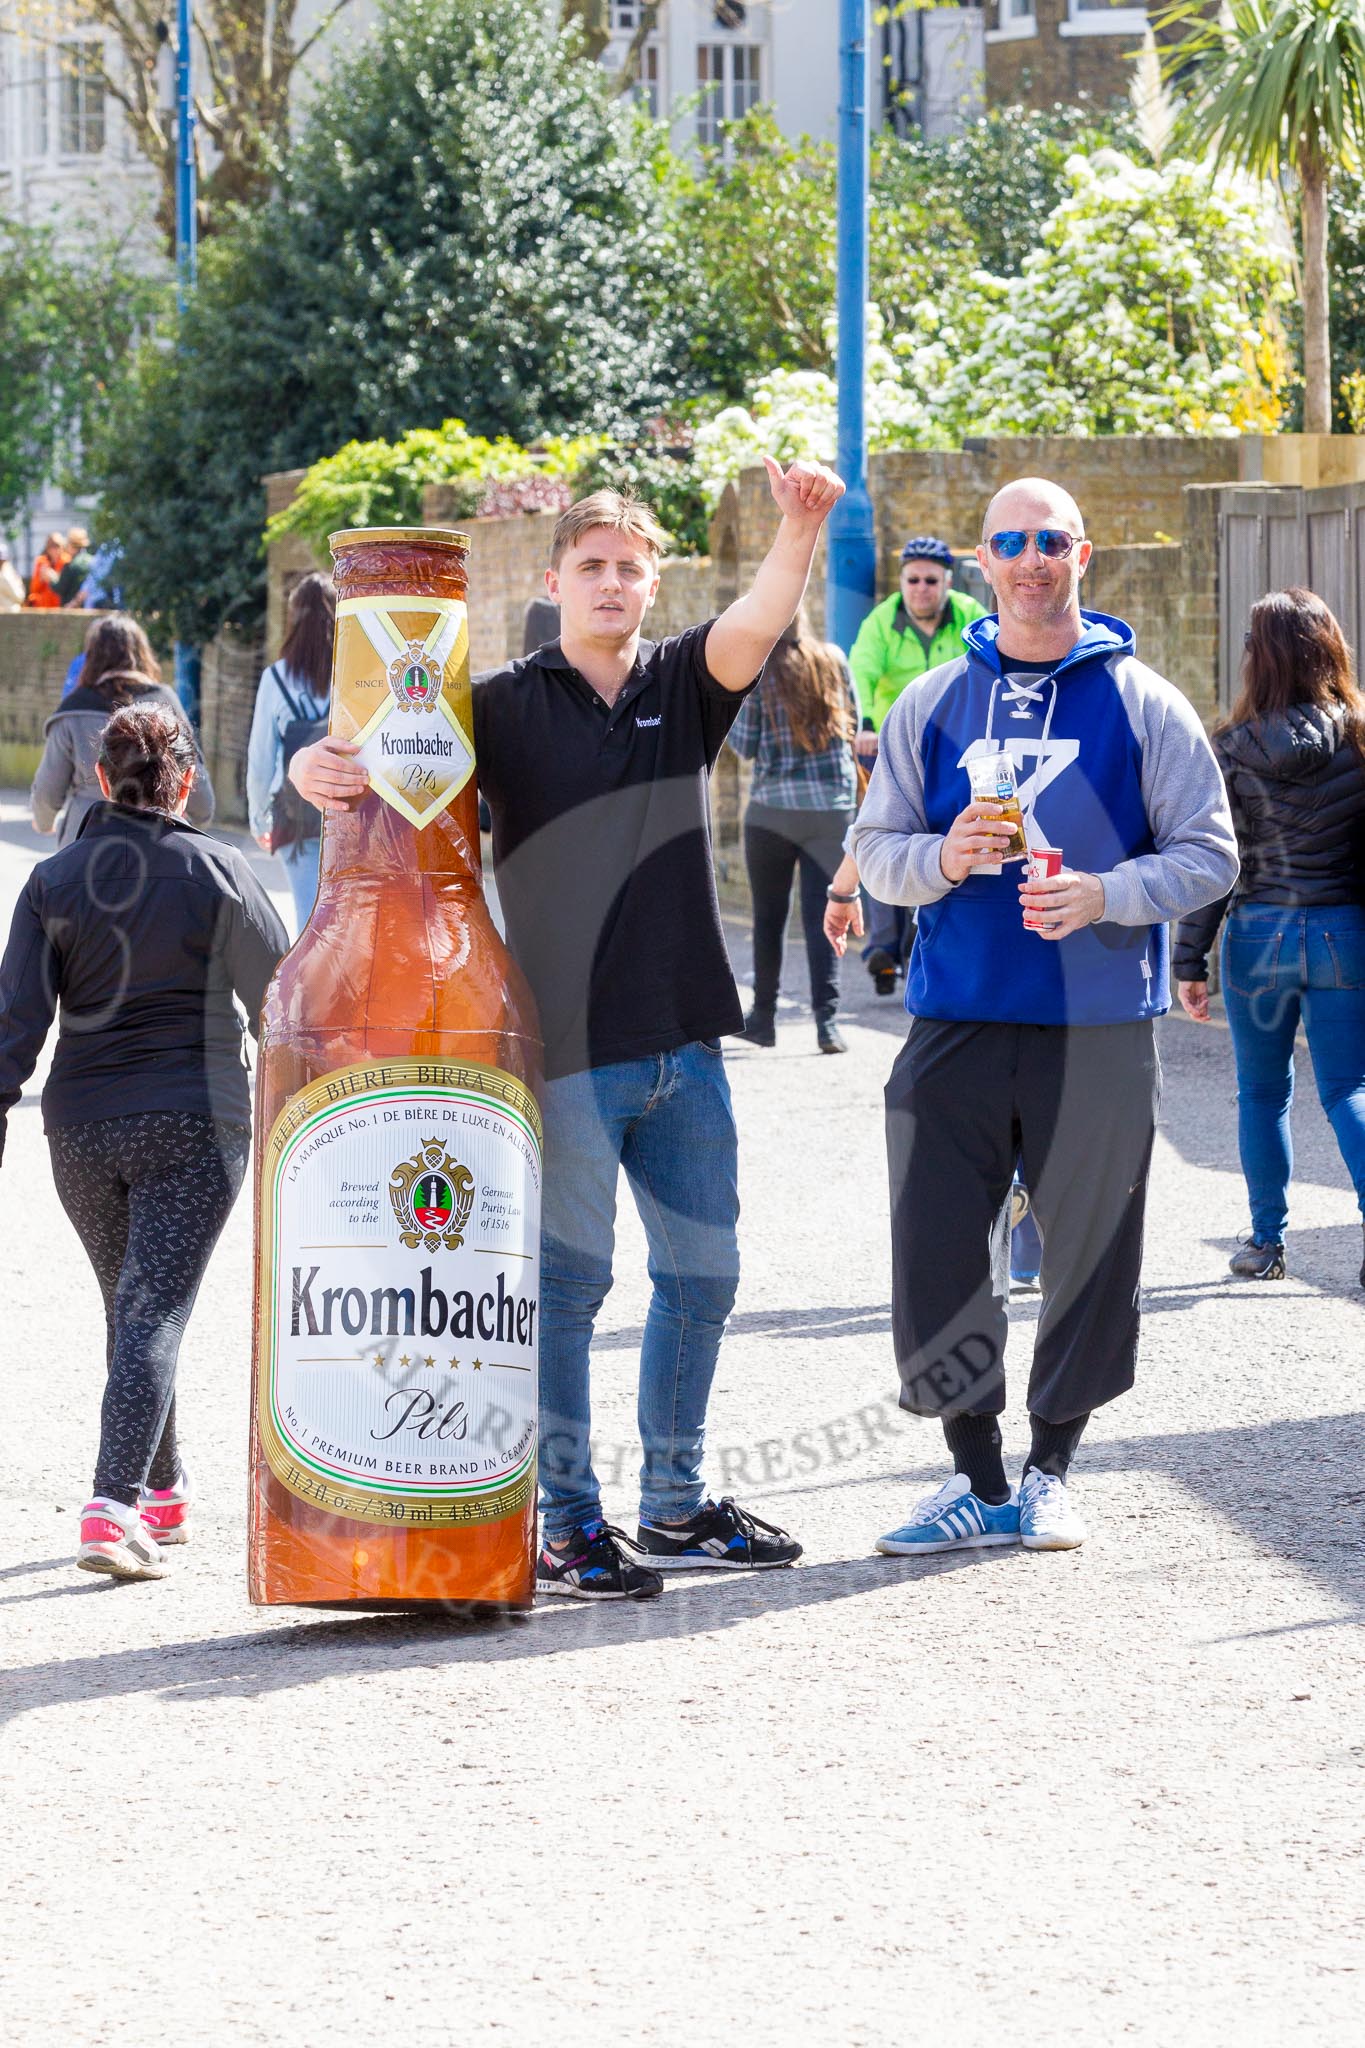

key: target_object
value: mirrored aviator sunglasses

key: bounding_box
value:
[988,528,1077,561]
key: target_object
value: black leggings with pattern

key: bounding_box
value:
[48,1113,250,1507]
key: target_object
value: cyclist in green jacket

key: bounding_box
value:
[840,536,987,991]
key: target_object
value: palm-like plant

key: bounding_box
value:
[1159,0,1365,432]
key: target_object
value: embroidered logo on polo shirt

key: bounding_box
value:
[635,714,662,729]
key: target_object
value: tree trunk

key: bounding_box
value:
[1300,152,1332,435]
[613,4,662,92]
[561,1,611,61]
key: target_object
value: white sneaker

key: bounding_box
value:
[1018,1468,1086,1551]
[76,1498,170,1581]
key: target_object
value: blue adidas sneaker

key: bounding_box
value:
[875,1473,1020,1555]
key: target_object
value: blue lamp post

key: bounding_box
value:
[826,0,876,654]
[173,0,200,723]
[175,0,197,311]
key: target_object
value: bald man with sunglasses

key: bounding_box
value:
[851,478,1237,1556]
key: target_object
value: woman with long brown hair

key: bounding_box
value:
[30,612,214,846]
[247,570,336,932]
[1176,586,1365,1285]
[727,607,860,1053]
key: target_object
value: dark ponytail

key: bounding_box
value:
[98,703,197,812]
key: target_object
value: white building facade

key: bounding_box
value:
[601,1,983,148]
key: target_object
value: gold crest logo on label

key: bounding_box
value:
[387,642,443,713]
[388,1136,476,1252]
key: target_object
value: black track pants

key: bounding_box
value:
[743,803,854,1026]
[48,1112,250,1504]
[885,1018,1159,1423]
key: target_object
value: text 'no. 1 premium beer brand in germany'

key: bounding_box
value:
[249,527,543,1608]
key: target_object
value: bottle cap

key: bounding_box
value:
[329,526,471,552]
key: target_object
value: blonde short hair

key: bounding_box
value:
[549,490,670,570]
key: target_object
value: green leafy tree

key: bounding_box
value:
[880,99,1129,280]
[91,0,692,644]
[906,150,1291,440]
[667,102,1127,403]
[0,220,165,529]
[1161,0,1365,433]
[1328,169,1365,424]
[693,150,1293,503]
[665,109,977,399]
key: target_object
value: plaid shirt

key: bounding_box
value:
[727,652,860,810]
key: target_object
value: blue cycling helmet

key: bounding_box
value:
[899,535,955,569]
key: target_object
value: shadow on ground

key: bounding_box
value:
[4,1412,1362,1727]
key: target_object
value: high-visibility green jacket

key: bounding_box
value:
[849,588,988,732]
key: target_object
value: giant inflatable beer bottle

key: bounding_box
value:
[249,527,541,1607]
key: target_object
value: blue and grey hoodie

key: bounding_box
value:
[848,611,1238,1026]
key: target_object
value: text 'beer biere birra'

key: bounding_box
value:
[249,527,542,1607]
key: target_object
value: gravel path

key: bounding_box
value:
[1,793,1362,2047]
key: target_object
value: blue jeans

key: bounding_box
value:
[282,837,321,934]
[538,1041,741,1540]
[1221,902,1365,1243]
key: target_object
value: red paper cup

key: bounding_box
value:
[1023,845,1063,929]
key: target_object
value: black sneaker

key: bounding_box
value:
[865,948,899,996]
[1229,1237,1286,1280]
[536,1522,663,1600]
[636,1497,803,1571]
[731,1011,776,1048]
[817,1020,847,1054]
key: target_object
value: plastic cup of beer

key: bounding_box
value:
[1022,844,1064,929]
[966,752,1028,873]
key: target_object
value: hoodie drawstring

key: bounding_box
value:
[983,673,1059,843]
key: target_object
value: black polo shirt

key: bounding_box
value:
[473,622,753,1080]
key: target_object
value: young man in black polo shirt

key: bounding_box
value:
[291,457,844,1597]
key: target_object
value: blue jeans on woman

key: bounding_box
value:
[281,836,321,934]
[538,1040,740,1542]
[1221,901,1365,1244]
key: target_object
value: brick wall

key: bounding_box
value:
[1083,538,1183,683]
[868,437,1242,567]
[198,626,267,826]
[712,436,1243,642]
[0,611,93,786]
[986,2,1142,113]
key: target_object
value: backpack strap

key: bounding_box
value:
[269,663,303,725]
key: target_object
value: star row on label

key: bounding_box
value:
[377,1353,485,1371]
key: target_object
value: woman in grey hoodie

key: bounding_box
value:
[30,613,214,847]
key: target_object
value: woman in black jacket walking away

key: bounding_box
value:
[0,705,288,1579]
[1175,589,1365,1285]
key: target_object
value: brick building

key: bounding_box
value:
[985,0,1149,112]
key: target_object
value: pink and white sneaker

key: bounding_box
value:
[138,1468,192,1547]
[76,1498,170,1581]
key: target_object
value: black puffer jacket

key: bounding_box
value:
[1173,704,1365,979]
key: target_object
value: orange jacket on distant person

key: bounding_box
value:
[27,556,65,610]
